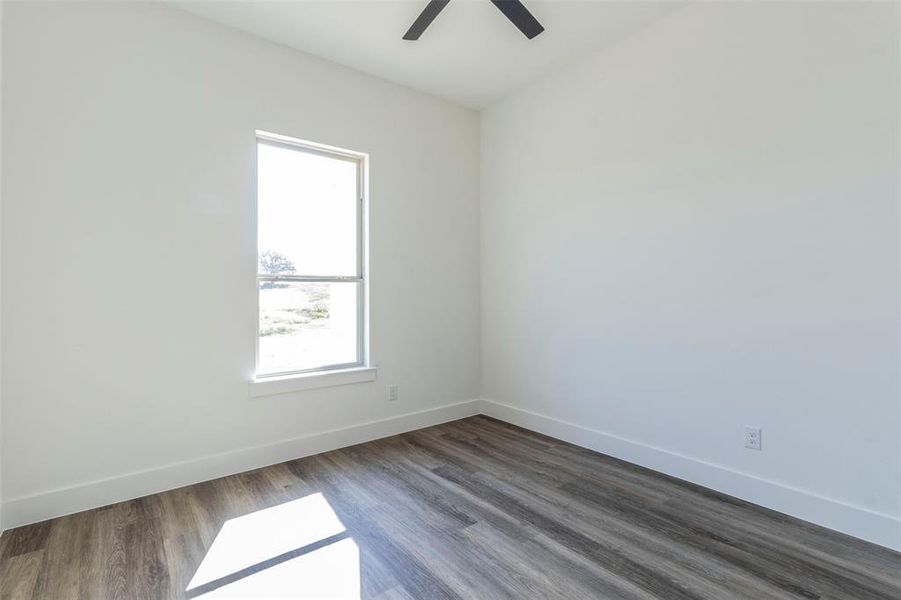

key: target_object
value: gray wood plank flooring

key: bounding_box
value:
[1,416,898,599]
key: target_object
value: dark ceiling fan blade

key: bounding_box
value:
[403,0,451,40]
[489,0,544,39]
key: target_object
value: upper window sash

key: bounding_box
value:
[255,132,365,280]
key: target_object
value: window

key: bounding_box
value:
[255,132,367,379]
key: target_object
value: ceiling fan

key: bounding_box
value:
[403,0,545,41]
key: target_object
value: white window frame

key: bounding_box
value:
[252,130,371,390]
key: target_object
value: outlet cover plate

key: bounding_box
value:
[745,426,762,451]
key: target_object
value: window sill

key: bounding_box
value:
[249,366,377,398]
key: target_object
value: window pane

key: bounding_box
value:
[258,281,359,374]
[257,142,358,276]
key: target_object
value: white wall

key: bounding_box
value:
[481,2,901,549]
[1,1,480,527]
[0,0,4,533]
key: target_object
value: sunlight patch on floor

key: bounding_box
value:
[194,537,360,598]
[188,492,360,598]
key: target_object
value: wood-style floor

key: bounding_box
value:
[1,416,899,599]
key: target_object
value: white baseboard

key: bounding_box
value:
[1,399,481,531]
[4,397,898,554]
[481,398,901,552]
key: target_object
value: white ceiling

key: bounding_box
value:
[169,0,684,109]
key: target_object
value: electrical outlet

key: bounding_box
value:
[744,426,762,451]
[388,384,398,402]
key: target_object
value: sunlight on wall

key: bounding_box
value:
[188,493,360,598]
